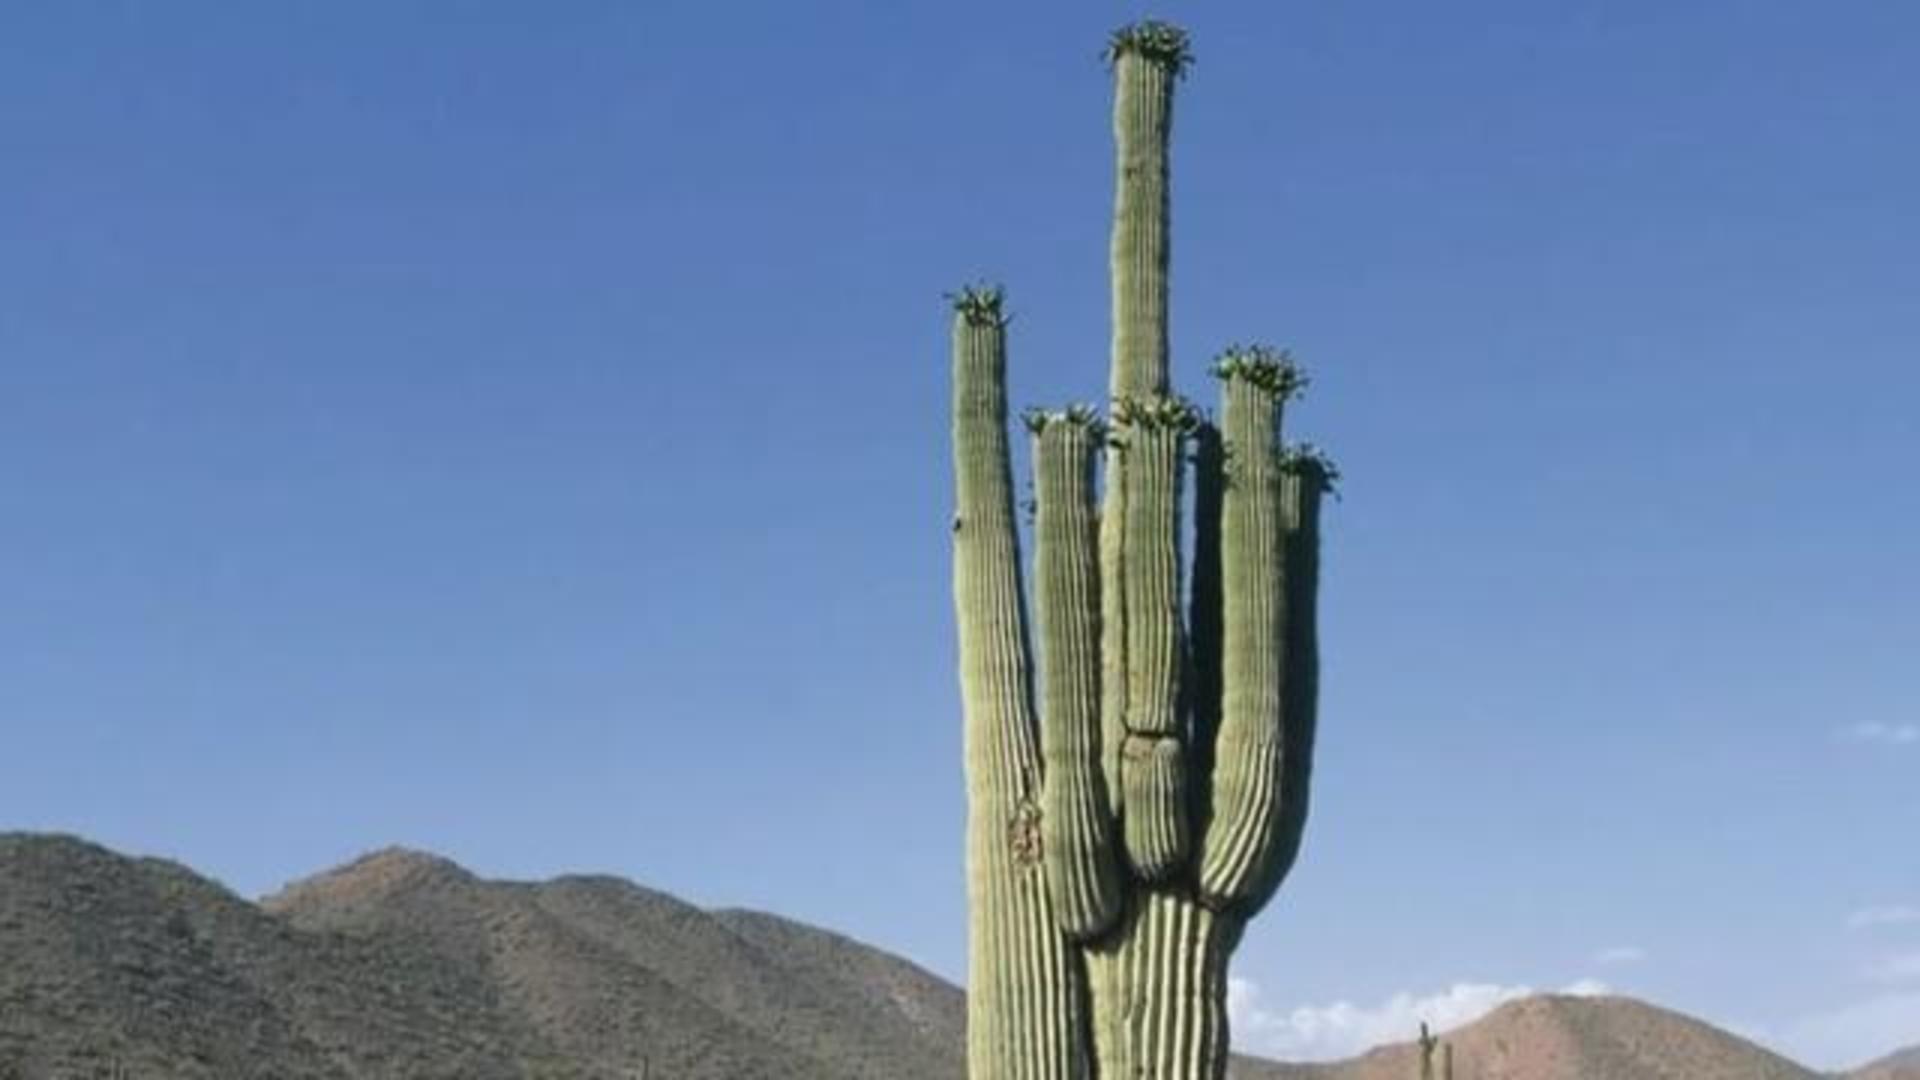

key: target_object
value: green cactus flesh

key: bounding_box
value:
[1108,30,1179,401]
[952,294,1087,1079]
[950,21,1330,1080]
[1033,413,1123,940]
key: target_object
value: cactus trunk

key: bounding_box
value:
[1087,893,1241,1078]
[951,21,1333,1079]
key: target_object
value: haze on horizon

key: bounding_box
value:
[2,1,1914,1070]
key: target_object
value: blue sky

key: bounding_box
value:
[2,1,1915,1069]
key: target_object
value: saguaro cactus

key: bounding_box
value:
[1417,1023,1454,1080]
[950,21,1334,1080]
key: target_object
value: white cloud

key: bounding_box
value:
[1850,905,1920,929]
[1227,977,1609,1062]
[1592,945,1647,966]
[1769,992,1920,1072]
[1865,951,1920,984]
[1841,721,1919,746]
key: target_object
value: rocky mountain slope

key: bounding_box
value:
[1852,1044,1920,1080]
[0,834,960,1078]
[0,833,1903,1079]
[1230,993,1821,1079]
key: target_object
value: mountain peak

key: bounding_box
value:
[0,829,163,867]
[337,844,470,880]
[260,844,475,913]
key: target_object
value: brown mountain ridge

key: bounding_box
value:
[1,834,960,1078]
[1228,994,1822,1079]
[1852,1044,1920,1080]
[0,833,1903,1079]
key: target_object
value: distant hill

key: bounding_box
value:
[1228,994,1819,1080]
[0,833,1903,1079]
[1853,1045,1920,1080]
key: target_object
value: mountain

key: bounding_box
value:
[0,833,1904,1079]
[1853,1045,1920,1080]
[0,833,961,1078]
[1229,994,1819,1079]
[261,846,964,1078]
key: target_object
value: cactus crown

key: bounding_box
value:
[1282,443,1342,494]
[1111,393,1201,434]
[1022,404,1106,437]
[1104,19,1194,76]
[949,283,1009,327]
[1211,344,1310,400]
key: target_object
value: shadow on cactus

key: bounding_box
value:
[949,19,1336,1080]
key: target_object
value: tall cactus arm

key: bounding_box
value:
[1031,409,1123,941]
[1106,21,1189,401]
[1113,395,1196,881]
[1198,348,1309,911]
[952,286,1041,818]
[1115,397,1192,741]
[1100,19,1190,866]
[1251,447,1332,903]
[950,287,1087,1079]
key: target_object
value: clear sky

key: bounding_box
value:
[3,1,1915,1070]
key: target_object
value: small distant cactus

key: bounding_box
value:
[950,21,1333,1080]
[1418,1022,1455,1080]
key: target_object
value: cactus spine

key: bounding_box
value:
[951,22,1333,1080]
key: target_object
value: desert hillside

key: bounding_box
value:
[0,833,961,1078]
[1852,1044,1920,1080]
[1230,993,1821,1079]
[0,833,1902,1079]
